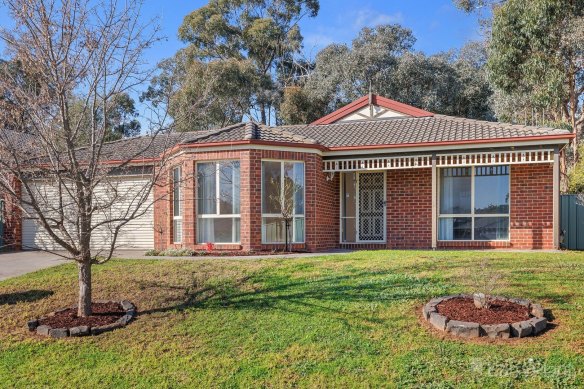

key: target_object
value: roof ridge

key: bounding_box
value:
[183,122,247,143]
[243,122,259,140]
[266,125,319,144]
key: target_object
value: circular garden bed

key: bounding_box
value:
[28,300,136,338]
[422,295,548,339]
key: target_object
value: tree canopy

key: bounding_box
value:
[280,26,494,124]
[158,0,319,130]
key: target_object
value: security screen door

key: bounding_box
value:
[358,172,385,242]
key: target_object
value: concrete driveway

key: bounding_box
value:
[0,251,69,281]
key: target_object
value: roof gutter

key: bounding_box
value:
[326,133,575,152]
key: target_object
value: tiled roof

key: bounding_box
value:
[279,115,572,148]
[63,114,572,163]
[74,132,199,161]
[183,122,319,145]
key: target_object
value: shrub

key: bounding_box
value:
[462,258,508,309]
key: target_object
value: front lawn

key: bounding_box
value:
[1,250,584,387]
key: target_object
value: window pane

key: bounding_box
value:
[232,162,240,214]
[173,219,182,243]
[475,166,509,214]
[474,217,509,240]
[262,161,281,214]
[284,162,304,215]
[197,217,239,243]
[342,172,357,219]
[197,163,216,215]
[440,168,471,214]
[173,168,181,217]
[342,218,357,242]
[219,162,234,214]
[262,217,303,243]
[294,217,304,243]
[439,217,472,240]
[262,217,286,243]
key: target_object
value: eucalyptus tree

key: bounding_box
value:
[280,25,494,124]
[170,0,319,128]
[456,0,584,161]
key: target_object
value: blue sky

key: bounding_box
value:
[134,0,484,67]
[0,0,483,75]
[0,1,484,127]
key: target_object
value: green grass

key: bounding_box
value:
[1,250,584,388]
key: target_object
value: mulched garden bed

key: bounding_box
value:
[39,302,126,328]
[197,250,303,257]
[436,297,530,325]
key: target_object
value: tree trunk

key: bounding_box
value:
[77,260,92,317]
[260,103,267,125]
[284,219,289,253]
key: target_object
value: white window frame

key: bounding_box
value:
[172,166,183,244]
[196,160,241,244]
[339,171,387,244]
[261,159,306,244]
[437,165,511,242]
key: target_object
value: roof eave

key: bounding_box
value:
[325,133,574,152]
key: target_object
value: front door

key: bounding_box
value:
[358,172,385,242]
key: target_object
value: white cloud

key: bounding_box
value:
[352,9,404,29]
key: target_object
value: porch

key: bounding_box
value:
[323,148,559,250]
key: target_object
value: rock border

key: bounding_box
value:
[422,295,547,339]
[27,300,136,338]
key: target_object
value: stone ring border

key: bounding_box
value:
[27,300,137,338]
[422,295,548,339]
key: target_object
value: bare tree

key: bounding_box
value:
[268,175,302,252]
[0,0,176,317]
[463,258,508,310]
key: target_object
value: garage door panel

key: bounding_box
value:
[22,177,154,250]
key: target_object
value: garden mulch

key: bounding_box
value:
[436,297,530,325]
[38,302,125,328]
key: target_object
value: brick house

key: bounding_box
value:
[12,95,574,251]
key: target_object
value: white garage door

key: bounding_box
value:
[22,176,155,251]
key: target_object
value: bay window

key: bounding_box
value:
[439,165,510,241]
[261,161,305,243]
[172,167,182,243]
[197,161,240,243]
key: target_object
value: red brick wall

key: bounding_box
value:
[1,176,22,251]
[387,168,433,249]
[509,163,554,249]
[252,150,339,252]
[153,150,555,252]
[153,149,339,252]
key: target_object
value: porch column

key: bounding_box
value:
[553,148,560,249]
[431,154,437,249]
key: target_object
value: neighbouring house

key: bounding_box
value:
[0,130,35,250]
[8,94,574,251]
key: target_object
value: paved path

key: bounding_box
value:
[0,249,354,281]
[0,251,69,281]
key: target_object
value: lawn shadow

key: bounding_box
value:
[0,290,54,305]
[138,270,443,327]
